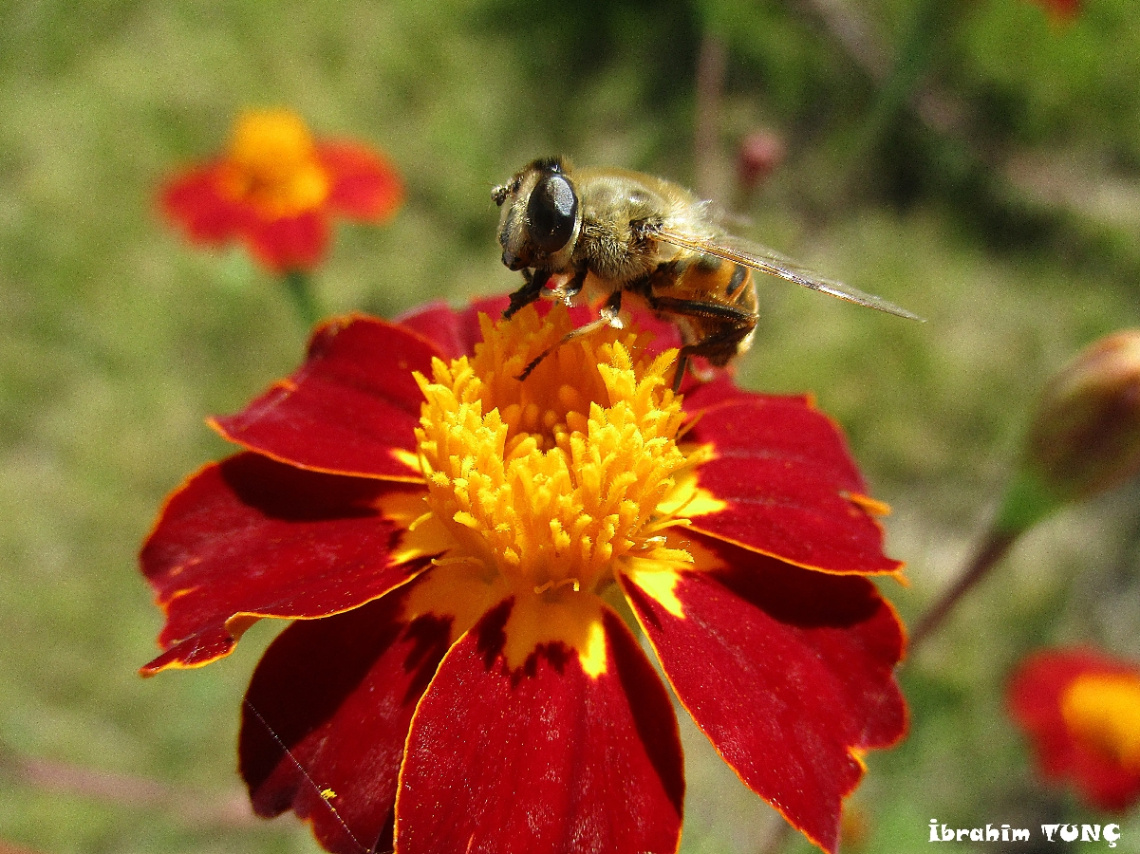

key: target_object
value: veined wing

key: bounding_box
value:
[656,229,923,321]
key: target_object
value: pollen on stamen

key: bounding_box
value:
[219,109,332,219]
[1062,672,1140,768]
[412,304,708,601]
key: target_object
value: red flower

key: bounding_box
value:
[160,109,403,273]
[737,129,786,192]
[139,298,907,854]
[1008,647,1140,811]
[1029,0,1081,20]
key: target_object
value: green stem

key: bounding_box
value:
[847,0,954,167]
[282,269,321,328]
[908,460,1070,653]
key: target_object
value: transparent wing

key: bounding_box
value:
[656,229,923,321]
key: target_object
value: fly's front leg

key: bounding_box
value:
[549,267,588,306]
[504,267,551,319]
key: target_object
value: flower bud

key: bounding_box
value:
[737,130,786,192]
[998,330,1140,533]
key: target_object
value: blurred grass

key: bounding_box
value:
[2,0,1140,852]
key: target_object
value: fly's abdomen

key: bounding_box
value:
[671,254,757,313]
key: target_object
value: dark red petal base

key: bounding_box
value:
[396,599,685,854]
[241,588,452,854]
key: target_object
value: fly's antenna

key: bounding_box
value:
[242,698,374,854]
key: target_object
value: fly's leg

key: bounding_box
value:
[647,295,757,392]
[549,268,588,306]
[672,329,751,391]
[517,289,623,381]
[504,267,551,319]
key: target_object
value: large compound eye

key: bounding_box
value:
[526,173,577,254]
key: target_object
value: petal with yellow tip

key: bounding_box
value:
[212,317,439,481]
[240,585,452,854]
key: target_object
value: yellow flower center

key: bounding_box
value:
[1061,671,1140,769]
[413,305,700,604]
[218,109,330,218]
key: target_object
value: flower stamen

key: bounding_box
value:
[218,109,331,218]
[1062,672,1140,769]
[413,305,697,603]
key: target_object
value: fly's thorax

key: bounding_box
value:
[573,220,660,282]
[571,171,696,283]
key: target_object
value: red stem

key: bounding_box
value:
[908,528,1019,652]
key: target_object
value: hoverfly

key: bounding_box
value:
[492,156,919,389]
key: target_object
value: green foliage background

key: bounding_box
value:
[2,0,1139,851]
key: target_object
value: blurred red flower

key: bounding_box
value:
[160,109,403,273]
[139,297,907,854]
[737,129,786,191]
[1030,0,1081,20]
[1008,647,1140,811]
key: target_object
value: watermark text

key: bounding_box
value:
[928,819,1122,848]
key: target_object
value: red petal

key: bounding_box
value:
[621,539,906,854]
[1008,648,1140,812]
[240,588,452,854]
[319,142,405,221]
[140,453,433,674]
[160,163,255,244]
[395,296,512,360]
[627,305,683,352]
[245,209,331,273]
[680,374,756,410]
[212,315,440,479]
[396,599,684,854]
[685,394,901,574]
